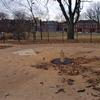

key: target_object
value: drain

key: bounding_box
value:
[51,50,73,65]
[51,58,73,65]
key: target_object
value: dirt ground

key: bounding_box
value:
[0,43,100,100]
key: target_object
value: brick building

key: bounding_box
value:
[75,20,98,33]
[40,20,99,33]
[59,20,98,33]
[0,19,99,33]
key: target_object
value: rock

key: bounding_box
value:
[93,84,100,91]
[67,79,74,85]
[91,93,100,97]
[61,78,66,83]
[5,93,10,97]
[55,88,65,94]
[30,63,48,70]
[40,82,44,85]
[86,85,92,88]
[77,89,85,93]
[13,49,37,56]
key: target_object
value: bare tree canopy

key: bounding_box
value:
[86,2,100,21]
[86,2,100,32]
[0,12,9,20]
[13,11,27,20]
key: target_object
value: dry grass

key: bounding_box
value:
[1,32,100,44]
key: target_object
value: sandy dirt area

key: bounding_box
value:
[0,43,100,100]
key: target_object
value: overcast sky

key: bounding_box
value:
[48,0,100,20]
[0,0,100,20]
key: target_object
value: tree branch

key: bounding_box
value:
[57,0,69,22]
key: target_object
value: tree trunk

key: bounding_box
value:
[17,33,21,43]
[67,23,74,40]
[40,20,43,40]
[32,32,36,42]
[97,22,100,33]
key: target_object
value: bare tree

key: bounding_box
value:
[55,12,65,22]
[13,11,26,20]
[57,0,83,39]
[0,12,9,43]
[86,2,100,33]
[13,10,27,42]
[1,0,37,41]
[47,0,83,39]
[0,12,8,20]
[1,0,48,42]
